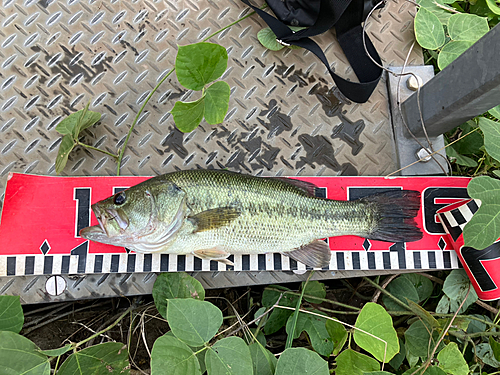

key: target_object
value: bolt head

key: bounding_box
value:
[407,75,423,91]
[416,148,432,162]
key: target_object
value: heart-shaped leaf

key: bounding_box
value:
[489,105,500,120]
[0,331,50,375]
[353,302,399,362]
[417,0,452,24]
[257,27,286,51]
[478,117,500,161]
[302,280,326,304]
[57,342,129,375]
[55,135,76,174]
[285,310,334,356]
[171,97,205,133]
[151,334,201,375]
[275,347,329,375]
[204,81,230,125]
[448,13,489,42]
[152,272,205,319]
[436,342,469,375]
[486,0,500,14]
[167,299,222,347]
[464,176,500,249]
[438,41,474,70]
[176,42,228,91]
[249,343,277,375]
[205,337,253,375]
[325,319,348,356]
[335,348,379,375]
[0,296,23,333]
[414,7,446,50]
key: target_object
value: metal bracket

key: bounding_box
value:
[1,269,431,304]
[387,66,449,176]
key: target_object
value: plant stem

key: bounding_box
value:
[264,287,360,311]
[77,142,119,159]
[53,355,62,373]
[286,272,313,349]
[363,277,411,311]
[115,7,263,176]
[74,306,134,349]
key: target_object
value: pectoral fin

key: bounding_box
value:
[193,248,234,266]
[190,207,241,232]
[285,240,331,268]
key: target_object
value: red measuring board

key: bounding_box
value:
[0,173,470,276]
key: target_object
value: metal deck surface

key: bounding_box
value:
[0,0,423,302]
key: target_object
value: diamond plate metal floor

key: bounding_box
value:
[0,0,423,302]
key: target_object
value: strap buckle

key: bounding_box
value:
[276,39,291,47]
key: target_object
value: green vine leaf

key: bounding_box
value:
[325,319,348,356]
[38,344,73,357]
[448,13,489,41]
[0,331,50,375]
[257,27,286,51]
[414,7,446,50]
[175,42,228,91]
[405,320,444,358]
[403,366,447,375]
[205,337,253,375]
[57,342,130,375]
[204,81,230,125]
[55,103,101,138]
[249,343,277,375]
[417,0,452,24]
[274,347,329,375]
[151,334,201,375]
[436,342,469,375]
[55,135,76,174]
[262,286,298,335]
[478,117,500,161]
[464,176,500,250]
[353,302,399,362]
[0,296,24,333]
[446,143,478,167]
[171,96,206,133]
[382,275,419,311]
[489,336,500,361]
[437,41,474,70]
[167,299,222,347]
[285,310,334,357]
[302,280,326,304]
[335,348,379,375]
[486,0,500,14]
[476,343,500,367]
[152,272,205,320]
[489,104,500,120]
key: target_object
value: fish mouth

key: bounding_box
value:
[84,204,129,238]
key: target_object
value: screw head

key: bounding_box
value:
[406,75,423,91]
[45,275,67,296]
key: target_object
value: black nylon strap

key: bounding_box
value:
[240,0,383,103]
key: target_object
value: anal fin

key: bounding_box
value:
[285,240,331,268]
[193,248,234,266]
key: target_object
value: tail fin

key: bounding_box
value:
[363,190,423,242]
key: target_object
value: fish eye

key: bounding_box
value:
[113,192,126,205]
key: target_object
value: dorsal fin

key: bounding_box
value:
[189,207,241,232]
[271,177,319,197]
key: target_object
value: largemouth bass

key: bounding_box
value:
[80,170,422,268]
